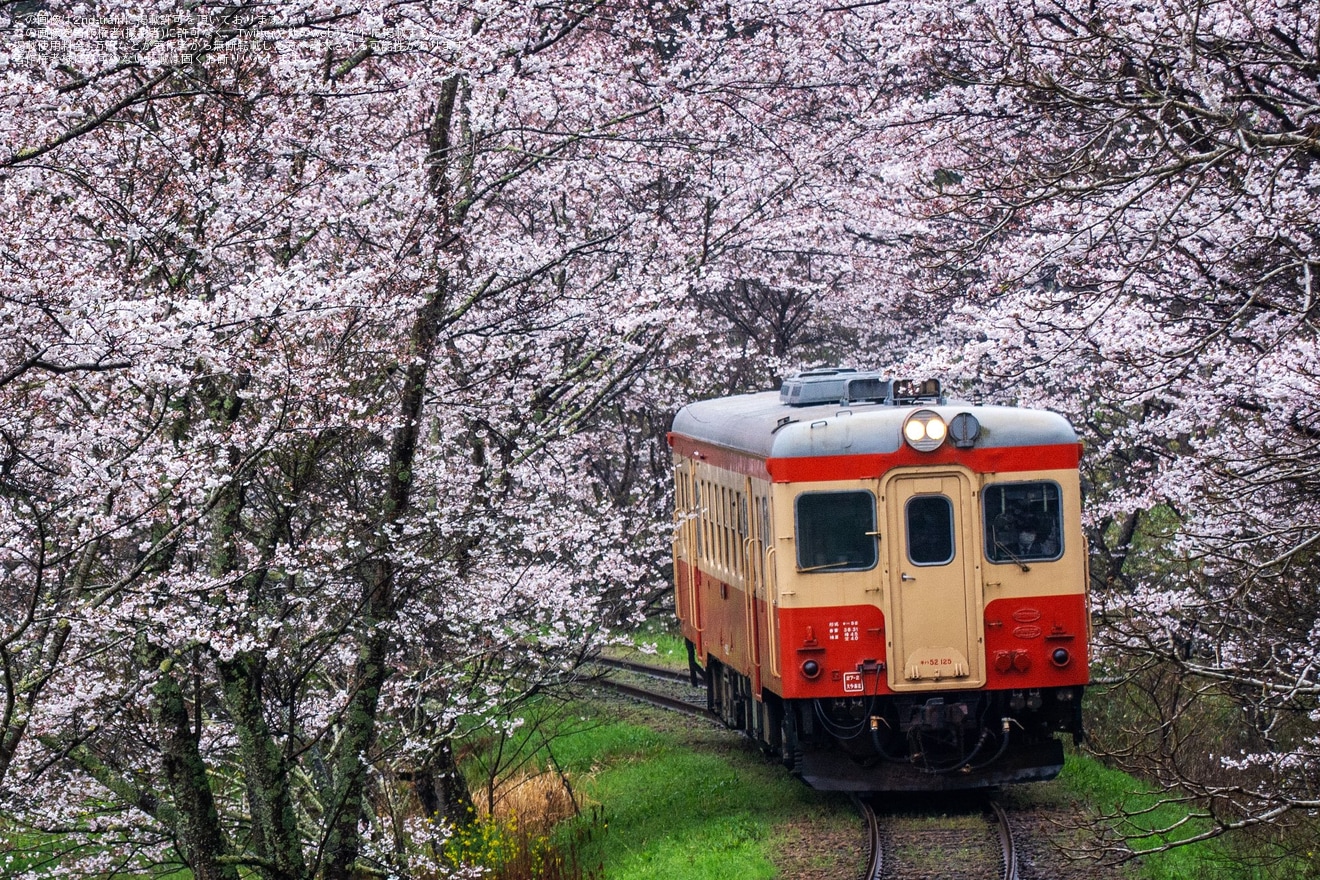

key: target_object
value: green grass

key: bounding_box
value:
[554,716,1310,880]
[0,830,196,880]
[1056,749,1316,880]
[474,672,1320,880]
[545,701,858,880]
[615,618,689,669]
[1057,751,1210,879]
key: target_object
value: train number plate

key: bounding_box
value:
[843,672,864,693]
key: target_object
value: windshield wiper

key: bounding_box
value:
[993,542,1032,573]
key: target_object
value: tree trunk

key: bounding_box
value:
[413,739,474,830]
[322,279,451,879]
[320,610,392,880]
[146,649,240,880]
[218,653,308,880]
[323,70,467,880]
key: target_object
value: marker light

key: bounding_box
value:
[902,410,948,452]
[949,412,981,448]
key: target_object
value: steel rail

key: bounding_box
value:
[594,655,701,685]
[989,799,1019,880]
[858,795,1016,880]
[593,676,715,720]
[855,796,884,880]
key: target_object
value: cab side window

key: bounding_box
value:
[984,482,1063,563]
[795,491,877,572]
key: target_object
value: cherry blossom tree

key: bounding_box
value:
[862,0,1320,859]
[2,4,672,877]
[0,1,929,877]
[11,0,1315,872]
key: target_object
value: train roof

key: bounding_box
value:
[671,391,1078,461]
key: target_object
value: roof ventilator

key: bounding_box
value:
[779,368,944,408]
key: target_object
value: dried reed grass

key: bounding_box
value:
[476,770,581,833]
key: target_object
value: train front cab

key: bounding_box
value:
[674,447,1090,792]
[775,460,1088,791]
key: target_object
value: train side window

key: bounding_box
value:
[983,481,1063,564]
[720,485,731,572]
[673,465,688,555]
[737,493,749,579]
[715,484,726,571]
[694,480,705,562]
[794,491,877,572]
[906,495,955,565]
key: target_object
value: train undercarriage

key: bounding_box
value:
[698,648,1084,792]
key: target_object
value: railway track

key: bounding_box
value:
[590,655,713,719]
[594,660,1030,880]
[593,655,702,686]
[858,795,1019,880]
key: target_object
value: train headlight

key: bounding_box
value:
[902,410,947,452]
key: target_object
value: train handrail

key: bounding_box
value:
[765,544,782,678]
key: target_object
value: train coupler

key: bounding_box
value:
[902,697,971,733]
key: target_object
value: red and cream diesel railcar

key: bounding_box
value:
[669,368,1089,791]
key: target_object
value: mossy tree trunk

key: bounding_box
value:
[218,653,307,880]
[141,644,241,880]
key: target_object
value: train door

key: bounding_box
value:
[741,478,763,697]
[760,490,782,681]
[884,471,985,691]
[674,461,704,659]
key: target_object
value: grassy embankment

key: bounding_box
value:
[465,624,1305,880]
[536,698,1307,880]
[4,624,1301,879]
